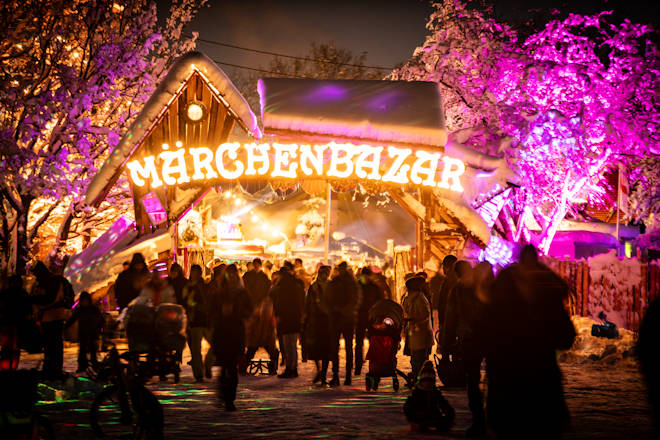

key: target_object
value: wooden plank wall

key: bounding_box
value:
[130,71,236,234]
[543,256,659,331]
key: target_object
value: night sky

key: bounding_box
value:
[157,0,658,80]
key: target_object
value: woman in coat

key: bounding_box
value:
[212,264,252,411]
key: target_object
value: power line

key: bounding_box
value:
[193,35,395,71]
[212,60,309,78]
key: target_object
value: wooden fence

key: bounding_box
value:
[542,257,660,331]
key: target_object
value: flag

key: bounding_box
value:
[618,164,629,216]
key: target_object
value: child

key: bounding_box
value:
[65,292,103,372]
[404,360,455,432]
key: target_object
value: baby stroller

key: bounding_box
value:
[153,304,186,383]
[365,299,410,392]
[124,303,186,382]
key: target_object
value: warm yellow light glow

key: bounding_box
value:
[127,157,163,188]
[186,103,204,122]
[382,147,412,184]
[127,141,465,193]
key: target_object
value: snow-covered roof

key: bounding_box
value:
[85,52,261,207]
[433,187,491,248]
[258,78,447,147]
[64,216,170,294]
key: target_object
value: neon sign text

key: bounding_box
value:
[126,142,465,192]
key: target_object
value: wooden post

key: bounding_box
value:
[324,183,331,265]
[415,219,423,271]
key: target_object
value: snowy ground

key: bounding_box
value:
[20,338,655,440]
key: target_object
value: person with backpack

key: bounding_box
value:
[64,291,104,372]
[30,261,74,380]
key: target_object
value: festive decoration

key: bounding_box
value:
[390,0,659,253]
[126,141,467,192]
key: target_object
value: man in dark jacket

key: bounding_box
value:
[354,267,384,376]
[433,255,457,339]
[183,265,213,381]
[30,261,72,380]
[476,245,575,439]
[243,258,278,373]
[325,262,359,386]
[167,262,187,307]
[0,274,32,369]
[114,253,149,311]
[441,261,486,437]
[270,268,305,378]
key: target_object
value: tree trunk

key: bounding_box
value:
[538,203,568,255]
[13,196,33,275]
[47,202,75,271]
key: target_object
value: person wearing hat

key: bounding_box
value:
[404,360,455,432]
[403,276,434,383]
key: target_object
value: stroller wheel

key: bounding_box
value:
[393,377,399,392]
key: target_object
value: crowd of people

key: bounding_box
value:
[6,244,651,438]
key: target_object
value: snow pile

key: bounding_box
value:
[587,251,644,330]
[432,187,490,247]
[559,316,637,365]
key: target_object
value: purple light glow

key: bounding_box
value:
[302,84,348,103]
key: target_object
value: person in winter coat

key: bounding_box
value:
[64,292,103,372]
[167,263,187,307]
[475,245,575,439]
[303,265,332,384]
[432,255,457,341]
[183,265,213,382]
[639,295,660,436]
[270,267,305,378]
[243,258,278,373]
[138,271,175,306]
[404,360,455,433]
[30,261,72,380]
[212,264,252,411]
[325,262,359,386]
[0,274,32,369]
[354,267,384,376]
[441,260,486,437]
[114,253,149,311]
[402,276,434,384]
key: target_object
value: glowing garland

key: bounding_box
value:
[126,141,465,192]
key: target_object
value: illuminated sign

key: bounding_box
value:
[126,141,465,192]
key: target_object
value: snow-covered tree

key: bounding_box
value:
[390,1,659,253]
[0,0,206,274]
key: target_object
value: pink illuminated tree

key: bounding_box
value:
[0,0,206,274]
[391,1,659,253]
